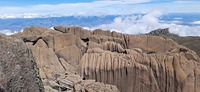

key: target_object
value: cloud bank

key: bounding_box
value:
[192,21,200,25]
[91,10,200,36]
[0,0,152,18]
[0,0,200,18]
[0,30,18,35]
[1,10,200,36]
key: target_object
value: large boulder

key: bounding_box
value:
[0,34,43,92]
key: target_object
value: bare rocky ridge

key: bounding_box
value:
[6,26,200,92]
[147,28,200,57]
[147,28,179,37]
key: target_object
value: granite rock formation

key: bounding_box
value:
[147,28,179,37]
[10,26,119,92]
[147,28,200,57]
[0,33,43,92]
[3,26,200,92]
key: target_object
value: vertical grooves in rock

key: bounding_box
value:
[149,56,153,92]
[123,34,129,49]
[53,36,55,51]
[85,54,89,79]
[172,56,178,92]
[147,35,149,52]
[164,56,168,92]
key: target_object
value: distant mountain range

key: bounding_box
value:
[0,15,117,32]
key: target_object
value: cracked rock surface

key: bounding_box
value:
[0,33,43,92]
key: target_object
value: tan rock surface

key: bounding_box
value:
[56,45,82,66]
[74,80,119,92]
[9,26,200,92]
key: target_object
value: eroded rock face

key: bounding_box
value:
[79,48,200,92]
[10,26,200,92]
[0,33,43,92]
[10,26,118,92]
[147,28,200,57]
[147,28,179,37]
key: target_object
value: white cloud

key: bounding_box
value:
[191,21,200,25]
[0,0,152,18]
[1,10,200,36]
[147,0,200,13]
[174,17,182,20]
[0,0,199,36]
[0,14,64,19]
[0,30,18,35]
[0,0,200,18]
[90,10,200,36]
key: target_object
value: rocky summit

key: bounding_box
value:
[0,26,200,92]
[147,28,200,58]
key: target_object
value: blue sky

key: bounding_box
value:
[0,0,200,17]
[0,0,196,6]
[1,0,171,6]
[0,0,94,6]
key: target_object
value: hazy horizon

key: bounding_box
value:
[0,0,200,36]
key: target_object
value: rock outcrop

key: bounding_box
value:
[6,26,200,92]
[147,28,179,37]
[147,28,200,57]
[10,26,119,92]
[0,33,43,92]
